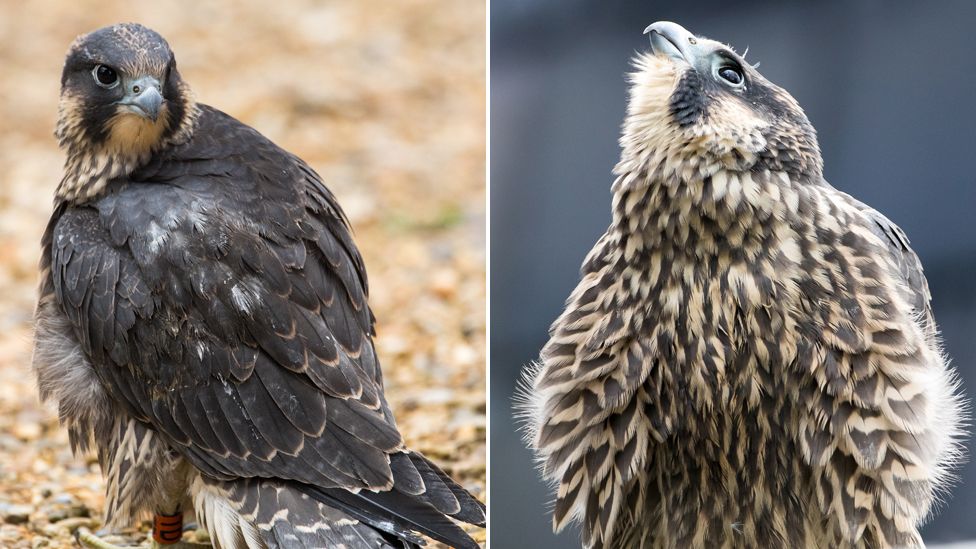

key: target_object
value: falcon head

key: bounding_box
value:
[56,23,196,202]
[620,21,822,183]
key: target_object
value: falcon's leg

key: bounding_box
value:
[152,512,184,545]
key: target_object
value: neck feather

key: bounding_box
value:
[54,89,198,204]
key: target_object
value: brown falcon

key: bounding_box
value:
[521,21,965,549]
[32,23,485,549]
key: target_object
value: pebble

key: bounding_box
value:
[0,524,25,542]
[430,268,459,299]
[50,494,76,506]
[452,343,478,367]
[12,422,42,441]
[0,503,32,525]
[38,500,90,523]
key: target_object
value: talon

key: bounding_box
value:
[150,537,212,548]
[75,526,137,549]
[191,528,210,544]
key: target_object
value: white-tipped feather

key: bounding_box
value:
[521,23,967,549]
[193,478,264,549]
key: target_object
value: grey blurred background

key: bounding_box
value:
[490,0,976,546]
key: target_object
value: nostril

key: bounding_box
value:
[688,37,697,45]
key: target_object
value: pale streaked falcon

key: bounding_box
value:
[521,21,965,549]
[32,23,484,549]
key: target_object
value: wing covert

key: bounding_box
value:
[50,148,399,493]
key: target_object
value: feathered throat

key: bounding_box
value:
[54,93,199,204]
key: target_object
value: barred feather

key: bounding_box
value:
[520,22,965,549]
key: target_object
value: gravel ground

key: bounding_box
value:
[0,1,486,547]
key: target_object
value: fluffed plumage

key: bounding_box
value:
[520,21,965,549]
[33,23,484,549]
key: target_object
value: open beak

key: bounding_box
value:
[118,76,164,121]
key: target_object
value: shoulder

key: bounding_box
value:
[818,183,916,254]
[87,104,330,247]
[181,103,275,150]
[816,183,932,315]
[132,104,308,193]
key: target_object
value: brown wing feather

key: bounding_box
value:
[46,105,483,545]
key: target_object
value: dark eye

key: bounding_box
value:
[718,66,743,86]
[92,65,119,88]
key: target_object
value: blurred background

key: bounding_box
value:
[491,0,976,547]
[0,1,484,547]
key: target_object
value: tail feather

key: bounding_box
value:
[192,450,485,549]
[405,452,486,526]
[405,455,462,515]
[194,477,415,549]
[301,484,480,549]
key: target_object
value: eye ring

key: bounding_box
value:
[716,65,744,87]
[92,65,120,89]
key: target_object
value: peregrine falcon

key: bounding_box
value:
[32,23,485,549]
[521,21,965,549]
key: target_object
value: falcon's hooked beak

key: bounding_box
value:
[117,75,164,122]
[644,21,709,70]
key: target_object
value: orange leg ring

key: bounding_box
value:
[152,512,183,545]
